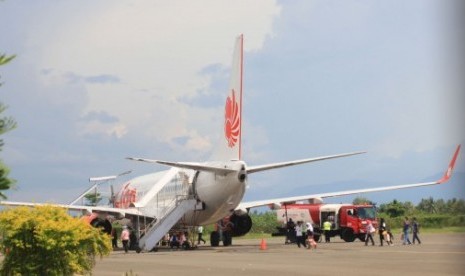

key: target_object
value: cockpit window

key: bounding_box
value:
[356,207,376,219]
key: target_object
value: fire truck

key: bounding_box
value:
[275,203,378,242]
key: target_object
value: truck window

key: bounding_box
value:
[356,206,376,219]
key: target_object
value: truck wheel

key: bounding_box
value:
[341,228,356,242]
[210,231,220,247]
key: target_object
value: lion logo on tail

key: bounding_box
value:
[224,89,240,147]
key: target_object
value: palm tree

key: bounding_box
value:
[417,197,436,214]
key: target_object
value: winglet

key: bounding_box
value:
[438,145,461,184]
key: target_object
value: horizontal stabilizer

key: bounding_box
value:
[127,158,237,174]
[246,151,366,174]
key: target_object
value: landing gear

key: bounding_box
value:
[222,231,232,246]
[210,231,220,247]
[210,231,232,246]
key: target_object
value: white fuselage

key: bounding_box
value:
[114,160,247,225]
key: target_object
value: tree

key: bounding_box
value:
[379,199,406,218]
[417,197,437,214]
[0,205,111,275]
[434,198,446,213]
[352,196,375,205]
[0,53,16,199]
[84,190,103,206]
[402,201,415,215]
[446,198,465,214]
[0,54,15,66]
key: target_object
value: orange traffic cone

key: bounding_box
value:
[260,238,267,250]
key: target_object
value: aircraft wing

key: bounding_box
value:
[0,201,149,219]
[237,145,461,210]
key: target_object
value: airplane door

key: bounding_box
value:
[190,171,200,197]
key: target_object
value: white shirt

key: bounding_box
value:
[367,222,375,233]
[295,224,302,236]
[306,222,313,232]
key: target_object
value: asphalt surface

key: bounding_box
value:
[94,233,465,276]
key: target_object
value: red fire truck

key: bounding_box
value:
[275,203,378,242]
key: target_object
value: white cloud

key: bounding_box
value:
[26,0,281,152]
[78,120,128,139]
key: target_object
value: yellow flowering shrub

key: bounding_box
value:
[0,205,111,275]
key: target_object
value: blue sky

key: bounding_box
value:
[1,0,464,206]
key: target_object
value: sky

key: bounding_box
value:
[1,0,464,207]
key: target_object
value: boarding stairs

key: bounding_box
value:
[137,196,197,252]
[130,168,202,252]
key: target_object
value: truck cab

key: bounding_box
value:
[339,204,377,242]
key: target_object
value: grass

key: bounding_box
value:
[389,226,465,234]
[200,232,273,241]
[237,233,274,239]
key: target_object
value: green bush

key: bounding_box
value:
[249,212,280,234]
[0,205,111,275]
[378,212,465,229]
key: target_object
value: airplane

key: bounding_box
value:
[0,34,461,251]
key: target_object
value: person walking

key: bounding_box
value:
[286,218,296,244]
[295,221,305,248]
[197,225,206,244]
[121,225,130,253]
[306,222,317,249]
[403,217,412,245]
[383,221,393,246]
[412,217,421,245]
[323,219,332,243]
[385,226,393,246]
[111,228,118,249]
[364,220,375,246]
[378,218,386,246]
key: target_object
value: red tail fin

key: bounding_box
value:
[213,34,243,161]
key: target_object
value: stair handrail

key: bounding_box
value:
[140,194,193,238]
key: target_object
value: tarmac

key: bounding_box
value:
[93,233,465,276]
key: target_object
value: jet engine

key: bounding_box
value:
[82,213,112,235]
[229,212,252,237]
